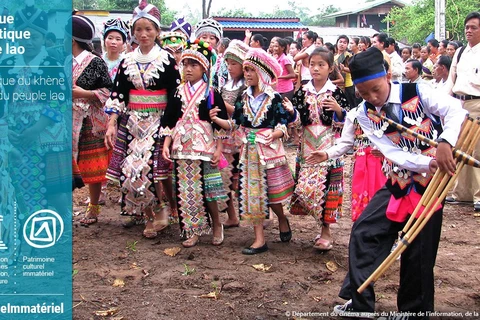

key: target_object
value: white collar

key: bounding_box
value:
[387,82,402,105]
[375,82,402,110]
[74,50,90,65]
[303,79,337,95]
[187,80,205,94]
[246,86,275,99]
[410,76,423,83]
[465,41,480,52]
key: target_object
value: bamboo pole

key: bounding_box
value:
[402,116,474,235]
[421,116,473,203]
[364,122,480,287]
[358,116,480,294]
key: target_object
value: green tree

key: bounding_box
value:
[215,7,252,17]
[308,5,339,26]
[73,0,176,26]
[73,0,100,10]
[386,0,478,44]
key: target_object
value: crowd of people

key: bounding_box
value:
[1,0,479,318]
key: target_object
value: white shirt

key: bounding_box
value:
[409,76,426,84]
[326,106,359,159]
[389,51,404,83]
[246,87,269,114]
[430,78,447,90]
[445,42,480,96]
[357,82,466,173]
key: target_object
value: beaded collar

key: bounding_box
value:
[133,44,161,63]
[123,45,170,89]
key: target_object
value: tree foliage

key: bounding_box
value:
[213,1,339,26]
[72,0,176,26]
[387,0,478,44]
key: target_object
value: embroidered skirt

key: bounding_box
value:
[106,113,169,216]
[290,159,344,225]
[239,143,294,226]
[76,116,109,185]
[174,159,227,238]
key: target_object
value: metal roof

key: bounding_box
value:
[325,0,407,18]
[212,17,305,31]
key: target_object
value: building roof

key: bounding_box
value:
[325,0,406,18]
[212,16,305,31]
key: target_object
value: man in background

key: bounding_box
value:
[445,11,480,212]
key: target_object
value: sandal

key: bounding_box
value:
[313,238,333,251]
[79,204,100,226]
[153,219,169,232]
[153,206,170,232]
[143,217,157,239]
[212,225,224,246]
[182,235,199,248]
[223,223,239,229]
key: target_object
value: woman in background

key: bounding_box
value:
[70,15,112,225]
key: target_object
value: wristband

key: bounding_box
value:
[436,138,451,146]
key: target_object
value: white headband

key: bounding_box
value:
[132,4,160,28]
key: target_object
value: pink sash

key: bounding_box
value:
[386,189,442,222]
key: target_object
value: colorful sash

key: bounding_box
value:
[128,89,167,112]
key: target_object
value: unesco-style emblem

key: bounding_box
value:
[23,210,64,249]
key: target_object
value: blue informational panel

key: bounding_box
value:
[0,1,72,319]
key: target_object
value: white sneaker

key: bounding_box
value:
[332,299,375,319]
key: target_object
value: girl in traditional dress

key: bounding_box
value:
[161,40,228,248]
[284,47,348,251]
[306,62,391,222]
[1,5,69,215]
[211,48,297,255]
[194,18,227,90]
[170,17,192,41]
[102,18,129,82]
[70,15,112,225]
[218,39,250,228]
[159,31,188,67]
[163,17,192,72]
[79,18,130,209]
[104,0,181,238]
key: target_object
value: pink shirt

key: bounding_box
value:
[276,53,294,93]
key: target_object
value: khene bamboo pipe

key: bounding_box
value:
[358,115,480,294]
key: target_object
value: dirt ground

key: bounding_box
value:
[72,146,480,320]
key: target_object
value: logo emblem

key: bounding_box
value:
[23,210,64,249]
